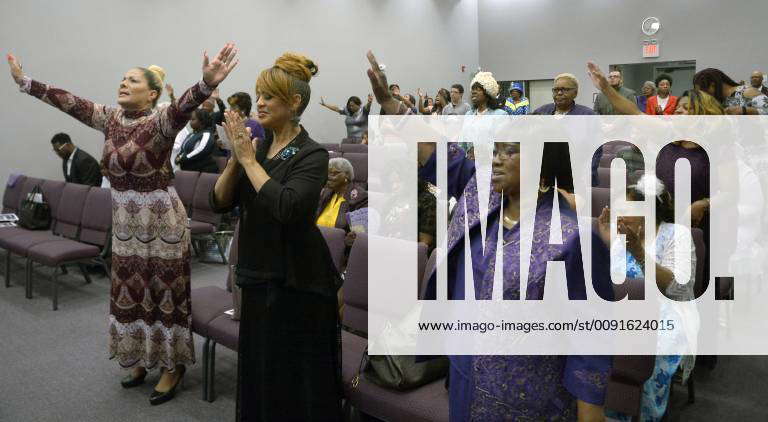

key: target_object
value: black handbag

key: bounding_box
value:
[18,185,51,230]
[350,307,449,392]
[352,346,448,392]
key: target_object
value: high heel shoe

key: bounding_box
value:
[120,368,147,389]
[149,365,185,406]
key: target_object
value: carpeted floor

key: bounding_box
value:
[1,253,766,421]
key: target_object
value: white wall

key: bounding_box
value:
[478,0,768,107]
[0,0,479,198]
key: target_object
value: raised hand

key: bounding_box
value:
[223,109,254,165]
[417,88,424,99]
[367,93,373,104]
[618,219,645,262]
[6,54,25,85]
[586,62,610,93]
[320,96,327,106]
[597,206,611,247]
[202,42,239,87]
[165,83,175,102]
[366,50,401,115]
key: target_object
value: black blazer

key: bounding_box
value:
[210,126,341,296]
[63,148,102,187]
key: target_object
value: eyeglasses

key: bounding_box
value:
[552,87,576,94]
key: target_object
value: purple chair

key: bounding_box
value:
[2,174,27,213]
[341,137,362,145]
[599,153,617,168]
[172,170,200,215]
[322,143,341,152]
[26,187,110,310]
[319,226,347,273]
[203,313,239,402]
[192,222,238,401]
[597,167,611,188]
[417,242,428,290]
[340,143,368,154]
[691,227,706,299]
[329,151,342,160]
[591,187,609,218]
[192,284,233,402]
[190,172,226,263]
[214,156,228,174]
[420,248,438,300]
[41,180,66,227]
[605,354,655,418]
[1,183,90,294]
[340,235,449,421]
[342,233,368,336]
[344,153,368,189]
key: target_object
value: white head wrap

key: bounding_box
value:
[470,71,500,98]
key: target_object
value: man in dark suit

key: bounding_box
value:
[51,133,102,187]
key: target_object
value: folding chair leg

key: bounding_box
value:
[4,250,11,288]
[51,268,59,311]
[99,258,111,278]
[202,338,210,401]
[688,377,695,403]
[215,237,228,264]
[78,263,93,284]
[207,342,216,402]
[26,259,33,299]
[191,239,200,258]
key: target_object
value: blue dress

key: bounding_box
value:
[425,178,614,421]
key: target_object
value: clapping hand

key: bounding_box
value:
[6,53,24,85]
[202,42,239,87]
[223,109,254,165]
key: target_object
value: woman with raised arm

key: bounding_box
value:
[7,43,238,405]
[319,94,373,142]
[213,52,343,421]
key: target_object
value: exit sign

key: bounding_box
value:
[643,39,659,58]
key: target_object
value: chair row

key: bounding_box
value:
[190,225,349,401]
[322,143,368,154]
[189,227,445,420]
[1,175,111,310]
[173,170,228,263]
[326,152,368,189]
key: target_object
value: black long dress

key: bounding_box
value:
[210,127,343,421]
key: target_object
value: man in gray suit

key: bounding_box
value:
[594,69,636,115]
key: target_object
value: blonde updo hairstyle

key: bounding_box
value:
[137,65,166,107]
[255,53,318,124]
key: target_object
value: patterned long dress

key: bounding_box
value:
[20,76,213,370]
